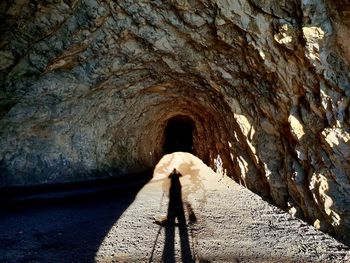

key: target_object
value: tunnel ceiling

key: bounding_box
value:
[0,0,350,242]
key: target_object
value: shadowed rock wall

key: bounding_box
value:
[0,0,349,241]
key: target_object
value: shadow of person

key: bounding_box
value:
[162,169,194,263]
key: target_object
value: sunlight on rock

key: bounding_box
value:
[302,26,325,66]
[288,114,305,140]
[310,172,341,227]
[274,24,295,50]
[234,113,253,138]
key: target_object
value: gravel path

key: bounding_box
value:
[1,153,349,262]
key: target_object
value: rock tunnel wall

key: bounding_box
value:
[0,0,349,240]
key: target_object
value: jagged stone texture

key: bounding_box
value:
[0,0,349,242]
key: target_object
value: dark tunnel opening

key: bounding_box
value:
[163,115,195,154]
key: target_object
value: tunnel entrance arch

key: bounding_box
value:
[163,115,195,154]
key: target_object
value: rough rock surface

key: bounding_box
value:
[0,0,350,242]
[1,153,349,262]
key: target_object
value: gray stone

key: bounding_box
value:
[0,0,349,244]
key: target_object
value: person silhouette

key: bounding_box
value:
[162,168,193,262]
[167,169,183,219]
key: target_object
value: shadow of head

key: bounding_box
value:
[168,168,182,179]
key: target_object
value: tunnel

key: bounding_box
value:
[1,0,350,252]
[163,115,195,154]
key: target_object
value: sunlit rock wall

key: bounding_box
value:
[0,0,349,241]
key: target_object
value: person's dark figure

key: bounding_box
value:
[162,169,194,263]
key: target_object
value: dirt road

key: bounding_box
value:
[1,153,349,262]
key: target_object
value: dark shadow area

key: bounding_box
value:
[162,169,194,263]
[0,171,151,208]
[163,115,195,154]
[0,171,152,263]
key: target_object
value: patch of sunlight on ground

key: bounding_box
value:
[96,152,236,262]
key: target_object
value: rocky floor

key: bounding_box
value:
[1,152,349,263]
